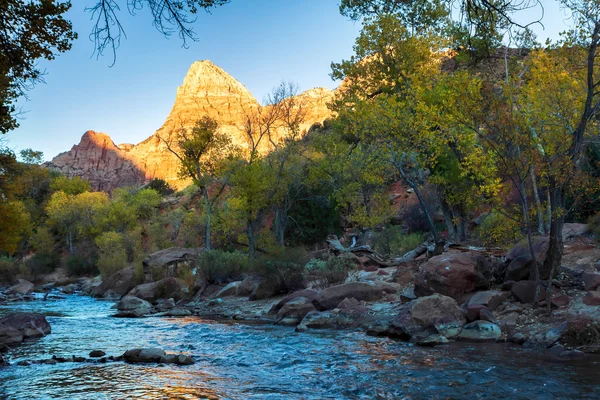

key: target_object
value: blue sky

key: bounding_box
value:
[6,0,570,161]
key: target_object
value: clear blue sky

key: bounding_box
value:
[5,0,570,161]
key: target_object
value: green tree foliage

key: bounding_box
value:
[0,0,76,133]
[50,175,92,195]
[95,231,128,278]
[146,178,175,196]
[0,200,30,255]
[162,116,236,250]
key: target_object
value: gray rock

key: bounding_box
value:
[458,321,501,342]
[115,296,153,318]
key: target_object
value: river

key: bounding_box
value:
[1,295,599,399]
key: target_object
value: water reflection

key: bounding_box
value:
[1,296,600,399]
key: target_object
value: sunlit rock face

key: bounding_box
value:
[48,60,334,191]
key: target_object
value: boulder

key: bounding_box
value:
[166,308,192,317]
[409,333,449,347]
[249,279,281,301]
[467,290,509,311]
[458,321,501,342]
[504,237,549,281]
[237,276,263,296]
[92,267,136,298]
[127,277,188,303]
[583,291,600,306]
[0,313,51,344]
[276,297,315,325]
[0,326,23,345]
[312,282,383,311]
[414,252,491,300]
[123,348,165,363]
[511,280,545,304]
[156,298,176,311]
[5,279,34,296]
[269,289,320,315]
[552,294,570,308]
[580,272,600,291]
[392,268,415,286]
[201,284,224,299]
[115,296,153,317]
[466,303,489,322]
[562,223,589,241]
[142,247,200,282]
[479,309,498,324]
[215,281,242,298]
[79,276,103,294]
[89,350,106,358]
[296,311,337,331]
[388,294,466,339]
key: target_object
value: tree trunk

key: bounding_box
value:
[544,180,565,315]
[274,208,285,247]
[545,190,552,233]
[530,165,545,234]
[203,189,212,251]
[393,161,442,253]
[439,188,458,240]
[518,179,541,303]
[247,216,256,259]
[68,228,73,255]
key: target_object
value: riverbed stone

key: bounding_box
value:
[414,252,491,300]
[388,294,466,340]
[583,291,600,306]
[5,279,34,296]
[127,277,188,303]
[92,267,136,298]
[238,276,263,296]
[409,333,449,347]
[468,290,509,311]
[504,237,549,281]
[269,289,320,315]
[511,280,545,304]
[123,348,165,363]
[249,279,282,301]
[215,281,242,298]
[0,326,23,345]
[89,350,106,358]
[0,312,51,341]
[115,296,153,317]
[297,311,337,331]
[312,282,383,311]
[276,297,315,325]
[458,321,501,342]
[580,272,600,291]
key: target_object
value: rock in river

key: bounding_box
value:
[0,313,51,345]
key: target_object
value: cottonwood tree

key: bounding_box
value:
[229,82,305,257]
[161,116,236,250]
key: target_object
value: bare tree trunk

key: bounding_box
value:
[247,215,256,259]
[439,188,458,240]
[545,189,552,233]
[544,180,564,315]
[68,229,73,255]
[203,189,212,251]
[518,178,541,303]
[274,208,285,247]
[393,160,443,254]
[530,165,545,234]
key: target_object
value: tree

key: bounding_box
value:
[229,82,306,257]
[0,0,76,133]
[161,116,235,250]
[50,175,92,196]
[0,200,30,255]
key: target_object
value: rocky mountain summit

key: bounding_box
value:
[48,61,334,191]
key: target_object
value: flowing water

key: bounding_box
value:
[1,296,599,399]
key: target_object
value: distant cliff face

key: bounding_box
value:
[48,60,334,191]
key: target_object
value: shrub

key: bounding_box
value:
[476,212,523,248]
[252,247,308,294]
[561,317,600,348]
[64,254,97,276]
[95,231,128,278]
[146,178,175,196]
[196,250,249,284]
[372,226,424,256]
[304,253,356,289]
[0,257,20,284]
[588,212,600,239]
[26,252,59,278]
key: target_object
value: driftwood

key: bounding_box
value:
[326,236,429,268]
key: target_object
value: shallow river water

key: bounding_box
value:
[1,296,599,399]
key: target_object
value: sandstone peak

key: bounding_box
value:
[49,61,335,191]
